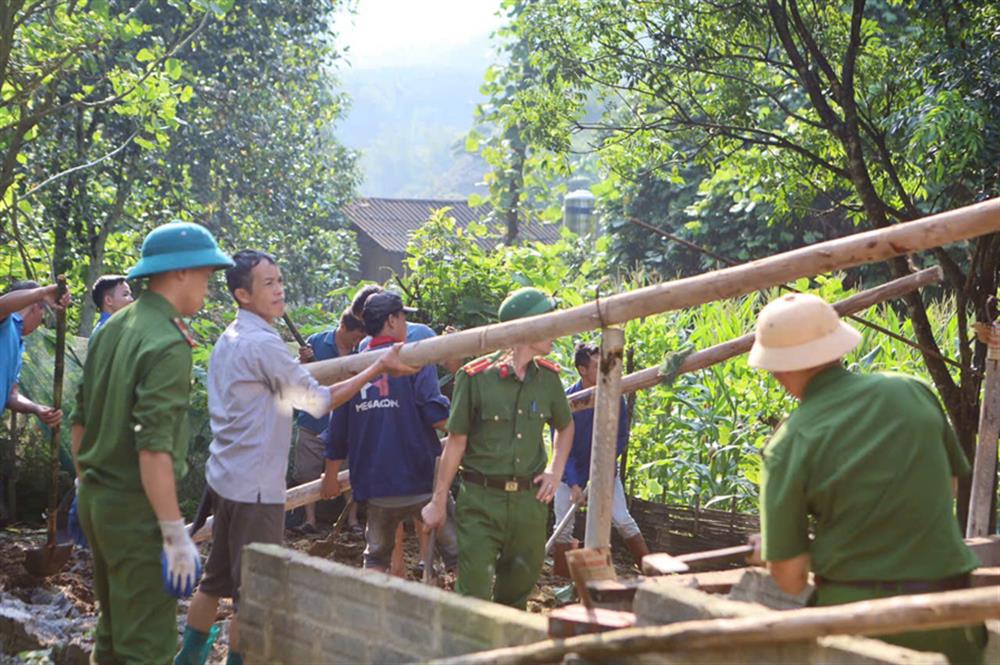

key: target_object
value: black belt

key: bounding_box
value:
[814,573,970,594]
[461,469,535,492]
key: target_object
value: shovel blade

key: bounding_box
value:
[23,543,74,577]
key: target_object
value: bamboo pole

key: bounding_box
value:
[305,200,999,386]
[584,328,625,549]
[568,266,943,411]
[967,321,1000,537]
[189,469,350,543]
[429,586,1000,665]
[189,268,943,529]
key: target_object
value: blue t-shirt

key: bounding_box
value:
[358,322,435,351]
[297,329,344,433]
[0,313,25,412]
[322,340,450,502]
[561,379,630,487]
[91,311,112,337]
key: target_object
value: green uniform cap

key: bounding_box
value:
[127,221,233,279]
[497,287,555,322]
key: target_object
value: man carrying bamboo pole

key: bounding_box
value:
[551,343,649,576]
[320,290,458,575]
[178,251,417,665]
[748,292,986,665]
[422,287,575,609]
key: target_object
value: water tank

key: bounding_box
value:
[563,188,598,236]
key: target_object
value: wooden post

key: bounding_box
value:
[967,320,1000,537]
[619,347,636,485]
[567,267,943,411]
[584,328,625,549]
[305,200,999,386]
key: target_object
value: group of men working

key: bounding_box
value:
[0,218,984,665]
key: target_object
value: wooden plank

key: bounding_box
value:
[584,328,625,549]
[307,198,999,386]
[548,605,637,639]
[967,321,1000,537]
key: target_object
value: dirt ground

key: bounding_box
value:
[0,521,639,663]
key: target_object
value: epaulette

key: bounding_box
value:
[463,357,493,376]
[171,317,197,348]
[536,357,561,373]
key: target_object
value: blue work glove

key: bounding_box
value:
[67,493,88,548]
[159,519,202,598]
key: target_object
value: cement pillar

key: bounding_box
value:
[584,327,625,549]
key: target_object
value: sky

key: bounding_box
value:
[333,0,504,70]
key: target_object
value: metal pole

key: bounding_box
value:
[966,320,1000,537]
[584,328,625,549]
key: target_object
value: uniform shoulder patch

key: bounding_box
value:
[536,357,561,373]
[171,317,197,348]
[463,357,493,376]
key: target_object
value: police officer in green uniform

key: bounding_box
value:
[71,222,233,664]
[422,287,575,609]
[748,293,986,665]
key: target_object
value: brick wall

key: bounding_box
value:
[238,544,547,664]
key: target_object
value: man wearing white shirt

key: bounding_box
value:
[177,251,416,665]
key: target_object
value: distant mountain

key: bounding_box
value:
[336,63,492,199]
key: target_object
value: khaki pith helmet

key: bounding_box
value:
[748,293,861,372]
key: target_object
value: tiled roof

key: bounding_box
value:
[344,197,562,253]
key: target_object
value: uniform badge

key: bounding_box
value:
[171,317,197,348]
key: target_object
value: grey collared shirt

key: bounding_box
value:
[206,309,330,504]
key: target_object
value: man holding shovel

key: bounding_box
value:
[422,287,575,609]
[71,222,233,665]
[748,293,985,664]
[320,290,458,575]
[178,252,417,665]
[551,343,649,576]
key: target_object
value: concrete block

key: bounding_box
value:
[727,568,813,609]
[287,585,333,625]
[384,612,436,653]
[498,613,549,646]
[241,544,292,607]
[368,642,415,665]
[438,595,512,644]
[985,619,1000,665]
[318,629,370,664]
[236,601,270,660]
[439,630,492,658]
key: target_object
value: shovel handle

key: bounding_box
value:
[283,313,308,347]
[47,275,68,545]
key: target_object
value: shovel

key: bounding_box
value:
[24,275,74,576]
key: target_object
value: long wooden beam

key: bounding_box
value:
[568,266,943,411]
[305,199,998,386]
[428,586,1000,665]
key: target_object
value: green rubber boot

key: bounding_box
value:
[226,651,244,665]
[173,625,219,665]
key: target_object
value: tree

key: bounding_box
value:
[482,0,1000,525]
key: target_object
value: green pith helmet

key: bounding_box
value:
[127,222,234,280]
[498,287,556,322]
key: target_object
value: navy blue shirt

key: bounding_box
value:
[323,340,450,502]
[0,313,24,411]
[296,329,345,433]
[562,379,630,487]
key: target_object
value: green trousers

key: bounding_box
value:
[454,481,548,609]
[814,584,986,665]
[78,484,178,665]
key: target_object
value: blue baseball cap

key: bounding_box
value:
[127,222,234,279]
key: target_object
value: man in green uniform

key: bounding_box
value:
[748,293,985,665]
[71,222,233,664]
[422,287,575,609]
